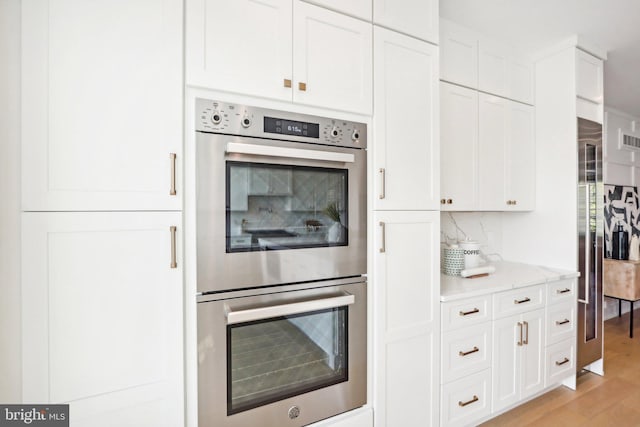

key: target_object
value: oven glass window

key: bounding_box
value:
[227,307,348,415]
[226,162,348,252]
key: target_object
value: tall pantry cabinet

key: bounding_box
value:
[20,1,184,426]
[372,4,440,425]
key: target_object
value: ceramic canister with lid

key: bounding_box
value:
[459,239,482,269]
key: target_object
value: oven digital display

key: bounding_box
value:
[264,117,320,138]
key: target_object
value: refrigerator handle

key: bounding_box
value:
[578,184,590,305]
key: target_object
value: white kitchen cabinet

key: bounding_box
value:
[186,0,372,115]
[374,211,439,427]
[478,37,533,105]
[22,212,183,427]
[492,308,545,413]
[440,82,477,211]
[301,0,371,21]
[22,0,183,211]
[576,49,604,104]
[478,93,535,211]
[440,19,478,89]
[374,27,439,211]
[373,0,438,44]
[440,369,492,427]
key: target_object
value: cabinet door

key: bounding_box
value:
[440,18,478,89]
[302,0,372,20]
[374,28,439,210]
[520,308,545,399]
[509,54,534,105]
[506,101,535,210]
[185,0,292,102]
[440,83,478,211]
[492,315,520,413]
[478,37,510,99]
[373,211,439,427]
[373,0,438,44]
[293,1,372,114]
[576,49,603,104]
[478,93,508,210]
[22,0,183,211]
[22,212,183,426]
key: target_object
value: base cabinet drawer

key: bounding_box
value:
[545,339,575,387]
[546,279,576,305]
[546,303,575,346]
[493,284,545,319]
[442,296,492,332]
[441,323,492,383]
[441,369,491,427]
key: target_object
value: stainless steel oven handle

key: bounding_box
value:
[226,142,355,163]
[226,293,355,325]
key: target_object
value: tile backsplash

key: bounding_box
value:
[440,212,504,263]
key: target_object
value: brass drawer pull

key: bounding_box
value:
[517,322,523,346]
[514,297,531,304]
[458,395,479,407]
[379,168,386,199]
[523,320,529,345]
[284,78,292,88]
[459,308,480,316]
[555,357,570,366]
[557,288,571,294]
[459,346,479,357]
[556,319,570,325]
[169,153,177,196]
[379,222,386,253]
[298,82,307,91]
[170,226,177,269]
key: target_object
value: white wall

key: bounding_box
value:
[0,0,22,403]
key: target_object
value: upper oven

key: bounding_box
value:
[195,99,367,293]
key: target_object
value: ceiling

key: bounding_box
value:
[440,0,640,117]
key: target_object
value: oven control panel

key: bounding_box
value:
[195,99,367,149]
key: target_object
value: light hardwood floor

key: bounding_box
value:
[481,309,640,426]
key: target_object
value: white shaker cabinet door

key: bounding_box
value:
[293,1,373,115]
[440,82,477,211]
[506,101,535,211]
[373,211,440,427]
[440,18,478,89]
[492,314,520,413]
[576,49,604,104]
[301,0,372,20]
[373,0,438,44]
[478,37,510,100]
[186,0,292,101]
[478,93,508,210]
[22,0,183,211]
[22,212,183,427]
[374,28,439,210]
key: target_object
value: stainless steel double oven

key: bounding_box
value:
[195,99,367,427]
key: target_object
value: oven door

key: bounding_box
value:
[197,280,367,427]
[196,133,366,293]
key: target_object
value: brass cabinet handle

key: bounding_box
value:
[284,78,292,88]
[298,82,307,91]
[379,168,386,199]
[170,153,177,196]
[447,199,453,204]
[517,322,523,346]
[459,346,479,357]
[556,357,570,366]
[458,395,479,407]
[459,308,480,316]
[379,221,386,253]
[170,226,177,268]
[523,320,529,345]
[513,200,517,205]
[556,319,570,325]
[441,199,446,204]
[514,297,531,304]
[557,288,571,294]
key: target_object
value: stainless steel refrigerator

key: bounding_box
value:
[577,117,604,371]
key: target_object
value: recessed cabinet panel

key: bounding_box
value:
[506,101,535,210]
[374,28,439,210]
[478,94,508,210]
[576,49,603,104]
[509,55,534,105]
[22,0,183,211]
[293,1,372,114]
[440,19,478,89]
[373,0,438,43]
[185,0,292,101]
[440,82,478,211]
[301,0,372,20]
[478,38,510,99]
[22,212,183,425]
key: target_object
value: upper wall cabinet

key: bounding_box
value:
[373,0,438,44]
[374,27,439,210]
[186,0,372,115]
[301,0,371,20]
[22,0,183,211]
[576,49,604,104]
[440,20,533,105]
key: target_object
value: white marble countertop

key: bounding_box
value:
[441,261,580,302]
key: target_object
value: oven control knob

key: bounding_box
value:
[351,130,360,141]
[211,112,222,125]
[330,127,339,138]
[241,117,252,128]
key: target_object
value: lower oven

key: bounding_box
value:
[197,278,366,427]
